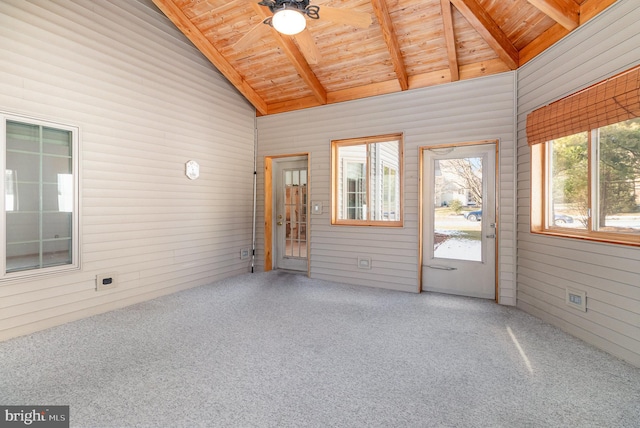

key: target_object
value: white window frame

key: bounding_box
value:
[342,158,367,220]
[1,113,81,280]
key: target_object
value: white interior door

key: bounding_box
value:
[422,144,496,299]
[274,158,308,271]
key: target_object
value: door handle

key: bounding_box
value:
[277,221,283,226]
[427,265,457,271]
[486,234,495,238]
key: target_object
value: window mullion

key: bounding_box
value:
[366,144,374,220]
[589,129,597,232]
[39,125,44,269]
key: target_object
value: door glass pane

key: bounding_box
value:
[433,157,483,262]
[284,168,307,259]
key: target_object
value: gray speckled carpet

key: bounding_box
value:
[1,271,639,427]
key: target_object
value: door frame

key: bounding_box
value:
[264,153,310,274]
[418,140,499,301]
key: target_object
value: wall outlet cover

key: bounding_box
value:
[357,256,372,269]
[565,288,587,312]
[96,273,118,291]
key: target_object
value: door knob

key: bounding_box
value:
[277,221,283,226]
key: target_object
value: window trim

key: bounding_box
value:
[1,112,81,280]
[331,133,404,227]
[531,126,640,247]
[528,65,640,247]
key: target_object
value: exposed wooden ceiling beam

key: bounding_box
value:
[151,0,267,115]
[519,23,569,65]
[440,0,459,82]
[527,0,579,31]
[252,3,327,106]
[579,0,617,24]
[370,0,409,91]
[519,0,616,66]
[450,0,519,70]
[267,59,510,114]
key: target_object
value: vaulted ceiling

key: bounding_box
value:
[152,0,616,115]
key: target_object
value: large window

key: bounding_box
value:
[331,133,403,226]
[528,66,640,246]
[2,114,80,278]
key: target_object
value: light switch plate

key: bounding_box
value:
[312,201,323,214]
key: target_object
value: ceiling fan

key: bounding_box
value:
[233,0,372,64]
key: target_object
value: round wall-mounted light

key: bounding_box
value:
[272,8,306,35]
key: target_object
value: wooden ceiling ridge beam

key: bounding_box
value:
[151,0,268,115]
[527,0,579,31]
[370,0,409,91]
[450,0,519,70]
[252,3,327,106]
[440,0,459,82]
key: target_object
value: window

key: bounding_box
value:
[331,133,403,226]
[2,114,80,278]
[528,66,640,246]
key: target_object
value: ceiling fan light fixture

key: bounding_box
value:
[272,8,306,35]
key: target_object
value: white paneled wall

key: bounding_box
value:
[0,0,256,340]
[516,0,640,366]
[257,73,517,301]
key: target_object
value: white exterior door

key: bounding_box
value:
[274,158,308,271]
[422,143,496,299]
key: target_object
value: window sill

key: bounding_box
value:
[332,220,404,227]
[531,228,640,248]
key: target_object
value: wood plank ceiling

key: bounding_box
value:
[152,0,617,115]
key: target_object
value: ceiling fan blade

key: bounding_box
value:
[232,21,270,52]
[293,28,321,65]
[319,6,372,28]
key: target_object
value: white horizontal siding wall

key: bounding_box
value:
[257,73,516,301]
[516,0,640,366]
[0,0,255,340]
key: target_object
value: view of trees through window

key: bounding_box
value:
[549,118,640,233]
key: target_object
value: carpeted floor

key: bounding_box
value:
[1,271,639,427]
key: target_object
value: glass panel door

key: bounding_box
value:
[275,157,308,271]
[284,168,307,259]
[422,143,496,300]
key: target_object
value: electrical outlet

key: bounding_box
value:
[566,288,587,312]
[357,256,372,270]
[96,273,117,291]
[240,248,250,260]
